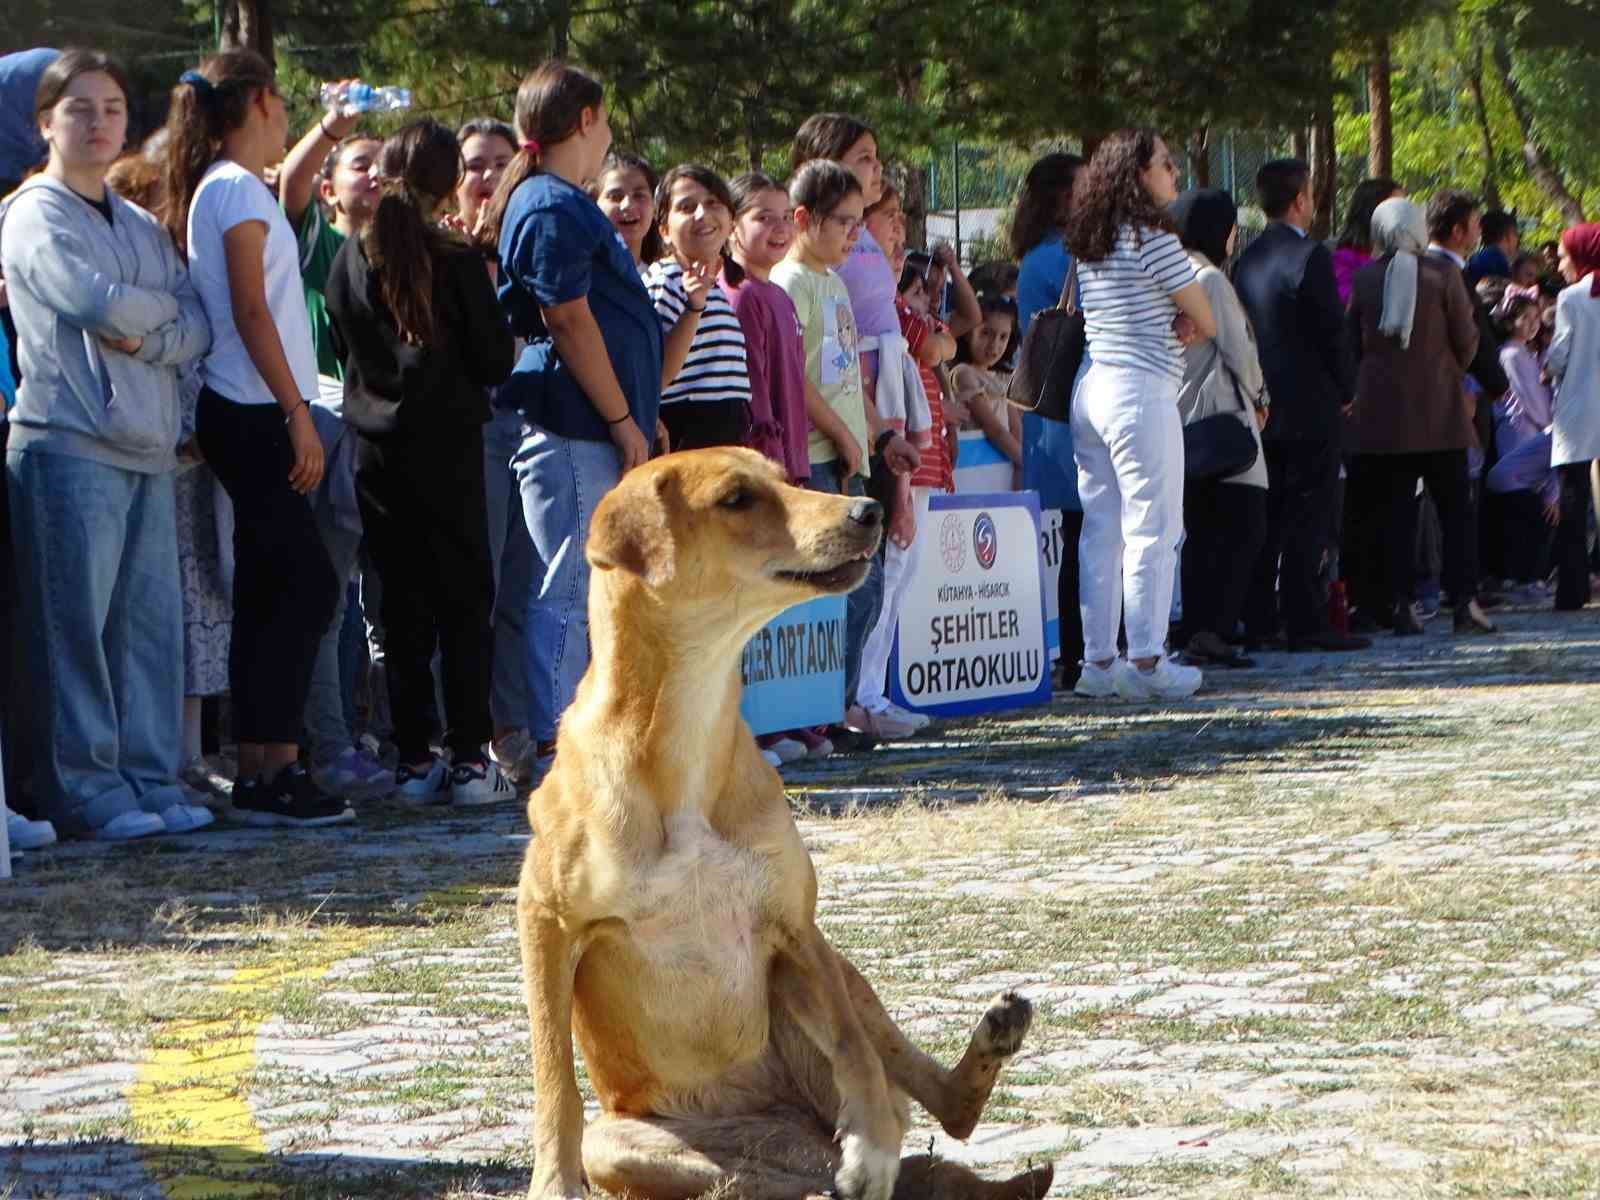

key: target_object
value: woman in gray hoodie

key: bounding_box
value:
[0,49,213,840]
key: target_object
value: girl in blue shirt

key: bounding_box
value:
[1012,152,1087,687]
[479,62,663,774]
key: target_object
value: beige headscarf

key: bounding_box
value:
[1370,197,1429,348]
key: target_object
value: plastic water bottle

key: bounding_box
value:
[320,82,412,117]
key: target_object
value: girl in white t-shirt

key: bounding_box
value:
[158,50,351,829]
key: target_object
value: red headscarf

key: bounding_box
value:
[1560,224,1600,297]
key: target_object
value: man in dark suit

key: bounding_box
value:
[1426,189,1509,623]
[1233,160,1370,652]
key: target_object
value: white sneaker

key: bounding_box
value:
[1073,661,1118,699]
[489,730,536,785]
[845,703,916,740]
[449,756,519,806]
[158,803,216,835]
[95,811,166,841]
[5,806,57,851]
[766,737,809,763]
[395,757,450,805]
[1113,656,1203,701]
[880,702,931,731]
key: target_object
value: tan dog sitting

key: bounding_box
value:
[517,447,1052,1200]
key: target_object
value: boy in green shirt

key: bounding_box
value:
[280,96,381,377]
[278,95,390,794]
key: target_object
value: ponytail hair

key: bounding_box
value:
[478,60,604,250]
[723,170,783,287]
[790,113,874,174]
[158,49,276,254]
[362,119,465,346]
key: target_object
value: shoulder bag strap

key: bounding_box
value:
[1058,259,1080,315]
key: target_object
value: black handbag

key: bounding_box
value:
[1006,262,1083,423]
[1183,362,1260,480]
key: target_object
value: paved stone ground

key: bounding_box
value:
[3,602,1600,1198]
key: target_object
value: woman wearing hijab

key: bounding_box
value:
[1169,189,1269,667]
[1345,197,1491,635]
[1545,224,1600,610]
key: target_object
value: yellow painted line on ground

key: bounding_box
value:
[127,933,371,1198]
[126,883,500,1198]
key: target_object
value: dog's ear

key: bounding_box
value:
[588,472,676,586]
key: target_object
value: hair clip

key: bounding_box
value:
[521,139,542,156]
[179,70,216,98]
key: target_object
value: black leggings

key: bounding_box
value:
[196,388,338,744]
[1183,480,1268,639]
[354,428,495,763]
[1554,462,1593,610]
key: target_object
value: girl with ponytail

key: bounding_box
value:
[487,60,662,778]
[158,50,350,828]
[324,119,516,804]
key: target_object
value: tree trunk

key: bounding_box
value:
[220,0,274,63]
[1188,127,1211,188]
[1310,79,1336,240]
[1290,128,1308,162]
[549,0,571,58]
[1367,34,1392,179]
[1075,10,1106,159]
[897,162,929,252]
[1491,37,1585,224]
[1464,43,1500,209]
[889,58,927,247]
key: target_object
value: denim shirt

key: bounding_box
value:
[496,173,662,443]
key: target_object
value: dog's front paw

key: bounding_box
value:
[834,1132,898,1200]
[526,1169,585,1200]
[975,990,1033,1059]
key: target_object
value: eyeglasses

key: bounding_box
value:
[824,212,864,234]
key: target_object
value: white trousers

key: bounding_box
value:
[1071,362,1184,662]
[857,485,933,712]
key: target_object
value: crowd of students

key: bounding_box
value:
[1,47,1597,850]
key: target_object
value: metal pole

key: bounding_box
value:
[953,141,962,265]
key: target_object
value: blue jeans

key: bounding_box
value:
[486,408,538,733]
[514,427,622,744]
[806,460,884,707]
[304,502,362,765]
[7,451,184,835]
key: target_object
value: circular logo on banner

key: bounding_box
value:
[939,514,966,572]
[973,512,998,570]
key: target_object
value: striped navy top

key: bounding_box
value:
[646,259,753,407]
[1077,225,1197,382]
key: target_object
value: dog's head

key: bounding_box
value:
[588,448,882,618]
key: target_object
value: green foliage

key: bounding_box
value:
[12,0,1600,240]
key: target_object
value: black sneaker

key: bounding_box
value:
[234,763,356,828]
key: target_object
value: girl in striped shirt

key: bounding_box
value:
[645,164,751,451]
[1064,129,1215,702]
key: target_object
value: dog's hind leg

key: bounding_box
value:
[891,1156,1055,1200]
[583,1111,839,1200]
[833,949,1033,1141]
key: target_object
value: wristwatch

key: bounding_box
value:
[874,430,896,457]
